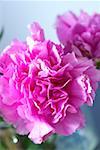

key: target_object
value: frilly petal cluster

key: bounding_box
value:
[0,22,100,144]
[56,11,100,65]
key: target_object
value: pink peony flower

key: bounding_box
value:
[0,22,100,144]
[56,11,100,65]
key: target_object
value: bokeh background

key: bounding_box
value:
[0,1,100,150]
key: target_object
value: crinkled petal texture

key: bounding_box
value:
[56,11,100,63]
[0,22,100,144]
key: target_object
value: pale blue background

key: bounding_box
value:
[0,0,100,144]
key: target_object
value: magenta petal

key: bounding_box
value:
[54,110,85,135]
[28,22,45,42]
[28,119,54,144]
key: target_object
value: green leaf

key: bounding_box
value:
[0,28,4,41]
[96,61,100,69]
[0,140,7,150]
[0,117,3,122]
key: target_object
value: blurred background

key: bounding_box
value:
[0,1,100,150]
